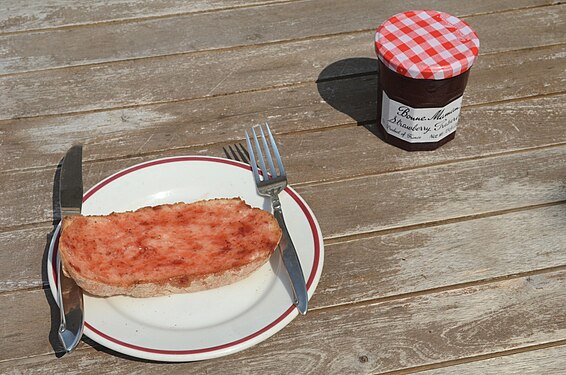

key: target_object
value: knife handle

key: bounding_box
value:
[272,196,308,315]
[57,249,85,352]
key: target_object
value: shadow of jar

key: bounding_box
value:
[315,57,385,140]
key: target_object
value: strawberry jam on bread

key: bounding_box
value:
[59,198,282,297]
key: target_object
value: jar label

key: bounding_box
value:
[381,92,463,143]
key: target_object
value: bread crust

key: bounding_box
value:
[59,198,281,297]
[61,252,270,297]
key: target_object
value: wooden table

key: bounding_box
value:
[1,1,565,373]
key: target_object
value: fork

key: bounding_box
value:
[245,123,308,315]
[223,143,250,164]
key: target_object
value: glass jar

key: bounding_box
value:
[375,10,480,151]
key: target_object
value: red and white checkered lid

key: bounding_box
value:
[375,10,480,80]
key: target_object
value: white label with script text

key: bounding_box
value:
[381,92,463,143]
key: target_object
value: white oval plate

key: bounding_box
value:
[47,156,324,362]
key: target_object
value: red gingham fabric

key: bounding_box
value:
[375,10,480,80]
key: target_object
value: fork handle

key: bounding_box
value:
[272,196,308,315]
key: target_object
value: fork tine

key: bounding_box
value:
[245,131,262,184]
[258,124,277,178]
[223,145,238,161]
[251,127,269,181]
[235,143,251,165]
[265,123,286,176]
[222,146,232,160]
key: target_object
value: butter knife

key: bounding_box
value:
[57,145,85,353]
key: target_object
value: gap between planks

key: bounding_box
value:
[0,75,314,117]
[380,340,566,375]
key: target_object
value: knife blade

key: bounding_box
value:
[57,145,84,353]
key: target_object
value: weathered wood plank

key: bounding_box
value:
[1,1,563,373]
[2,123,566,232]
[0,288,63,362]
[311,204,566,308]
[297,145,566,239]
[0,27,564,120]
[2,0,555,34]
[269,95,566,186]
[0,32,369,120]
[0,167,60,228]
[0,58,566,173]
[1,59,565,175]
[472,3,566,54]
[421,345,566,374]
[0,2,563,74]
[0,1,287,33]
[0,225,53,293]
[3,191,565,314]
[1,271,564,373]
[3,96,564,295]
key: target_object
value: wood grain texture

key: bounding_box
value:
[311,204,566,308]
[1,0,555,34]
[0,1,290,33]
[421,345,566,375]
[297,145,566,239]
[0,31,564,120]
[0,225,53,293]
[1,1,564,372]
[0,2,563,74]
[2,130,566,232]
[2,196,565,308]
[0,32,369,120]
[256,93,566,185]
[1,271,564,373]
[1,65,565,175]
[473,3,566,54]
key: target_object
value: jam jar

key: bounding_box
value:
[375,10,480,151]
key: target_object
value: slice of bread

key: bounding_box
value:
[59,198,281,297]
